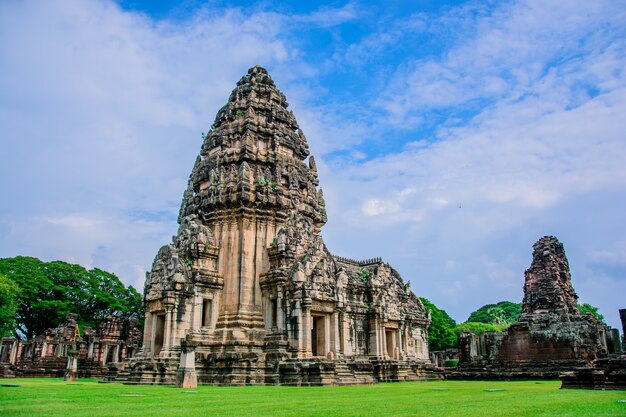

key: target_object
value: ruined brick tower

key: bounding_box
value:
[122,66,437,385]
[455,236,610,379]
[521,236,579,319]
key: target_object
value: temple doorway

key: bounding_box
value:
[153,314,165,356]
[385,329,396,358]
[311,315,326,357]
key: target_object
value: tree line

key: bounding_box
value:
[420,298,606,351]
[0,256,143,339]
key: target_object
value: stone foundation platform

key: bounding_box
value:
[110,356,442,386]
[447,360,591,380]
[560,356,626,390]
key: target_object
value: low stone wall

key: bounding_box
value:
[561,356,626,390]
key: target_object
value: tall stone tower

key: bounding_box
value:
[178,65,326,340]
[129,66,434,386]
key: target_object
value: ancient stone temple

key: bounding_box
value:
[452,236,615,380]
[118,66,437,385]
[0,314,141,378]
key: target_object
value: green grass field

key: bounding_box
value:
[1,378,624,416]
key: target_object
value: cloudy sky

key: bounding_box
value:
[1,0,625,329]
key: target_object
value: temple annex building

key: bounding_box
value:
[113,66,439,386]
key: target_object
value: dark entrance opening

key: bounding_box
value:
[154,314,165,356]
[311,315,326,357]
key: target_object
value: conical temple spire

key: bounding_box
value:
[179,66,325,231]
[203,65,310,162]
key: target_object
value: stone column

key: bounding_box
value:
[14,342,22,364]
[170,306,179,350]
[87,342,94,359]
[64,348,79,382]
[276,291,284,331]
[289,301,300,352]
[369,318,381,358]
[142,312,153,356]
[176,337,198,389]
[102,345,109,365]
[342,316,352,357]
[150,313,158,357]
[211,294,219,328]
[302,304,311,358]
[394,331,401,360]
[41,342,47,358]
[8,340,18,365]
[114,344,121,363]
[380,323,386,358]
[264,297,272,330]
[330,313,339,358]
[323,314,331,357]
[192,294,202,331]
[162,305,173,355]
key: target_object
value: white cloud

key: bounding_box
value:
[1,0,625,330]
[320,0,626,327]
[0,0,297,287]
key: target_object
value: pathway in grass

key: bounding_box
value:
[0,379,624,417]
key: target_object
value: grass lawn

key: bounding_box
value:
[1,378,625,416]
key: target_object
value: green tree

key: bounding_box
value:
[455,321,502,336]
[0,273,20,337]
[420,297,457,351]
[466,301,521,326]
[0,256,143,339]
[578,303,605,323]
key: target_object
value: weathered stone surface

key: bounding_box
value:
[176,336,198,388]
[117,66,438,385]
[561,356,626,390]
[63,349,79,382]
[520,236,579,320]
[561,308,626,390]
[0,315,140,379]
[451,236,612,380]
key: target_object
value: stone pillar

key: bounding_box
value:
[87,342,94,359]
[114,344,121,363]
[41,342,47,358]
[302,305,311,358]
[64,349,79,382]
[330,312,339,357]
[381,324,387,358]
[324,314,331,356]
[370,318,382,358]
[10,340,19,365]
[393,329,399,357]
[143,312,153,355]
[176,337,198,388]
[192,294,202,331]
[150,313,158,357]
[14,342,23,364]
[102,345,109,365]
[620,309,626,343]
[170,306,179,350]
[342,315,352,357]
[162,305,173,355]
[264,297,272,330]
[276,291,284,330]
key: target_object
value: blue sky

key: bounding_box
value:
[1,0,625,330]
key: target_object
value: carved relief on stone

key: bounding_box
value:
[145,244,190,301]
[176,215,215,258]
